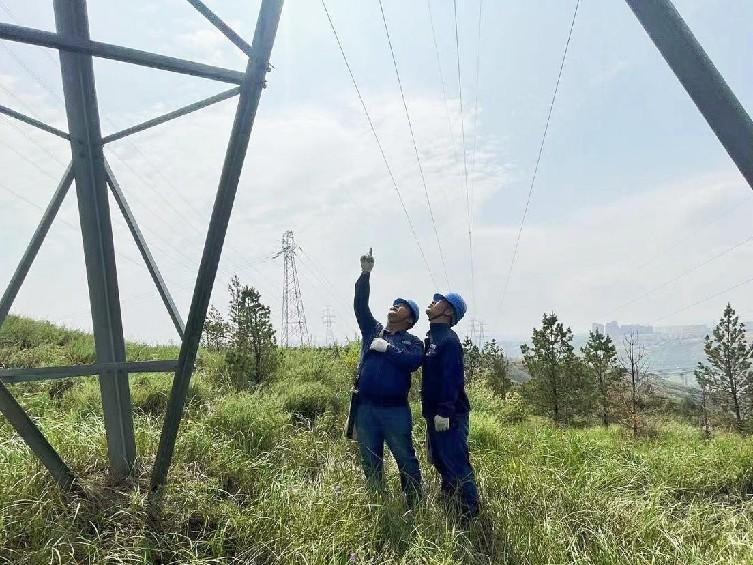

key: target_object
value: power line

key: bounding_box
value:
[0,38,206,232]
[377,0,450,288]
[499,0,580,311]
[0,45,278,301]
[0,116,67,169]
[0,88,205,285]
[320,0,437,288]
[425,0,458,206]
[1,105,277,307]
[468,0,484,311]
[452,0,477,304]
[0,4,213,235]
[632,196,752,273]
[615,231,753,312]
[0,17,260,284]
[0,135,60,181]
[296,263,356,337]
[653,272,753,324]
[469,0,484,193]
[0,182,157,278]
[296,248,358,335]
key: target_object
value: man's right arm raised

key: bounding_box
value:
[354,249,377,335]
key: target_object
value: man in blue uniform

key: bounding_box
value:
[352,249,424,506]
[422,292,480,518]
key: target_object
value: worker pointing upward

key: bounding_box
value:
[350,248,424,507]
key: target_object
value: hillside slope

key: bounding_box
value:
[1,318,752,564]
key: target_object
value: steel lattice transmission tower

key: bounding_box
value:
[322,306,336,346]
[0,0,284,492]
[275,230,309,346]
[469,319,487,347]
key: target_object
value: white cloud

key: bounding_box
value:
[3,60,753,349]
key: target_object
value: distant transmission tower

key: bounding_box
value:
[469,319,486,347]
[275,230,309,346]
[322,306,336,346]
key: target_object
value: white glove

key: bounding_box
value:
[360,248,374,273]
[370,337,389,353]
[434,415,450,432]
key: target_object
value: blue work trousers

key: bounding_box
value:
[425,412,479,517]
[356,403,422,506]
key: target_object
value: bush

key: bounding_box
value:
[0,343,68,368]
[48,378,76,400]
[196,350,230,389]
[279,381,343,423]
[497,389,529,423]
[207,392,289,455]
[131,375,208,417]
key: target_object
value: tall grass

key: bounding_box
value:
[1,318,753,563]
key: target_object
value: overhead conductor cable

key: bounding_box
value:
[321,0,437,287]
[453,0,477,305]
[499,0,580,311]
[378,0,450,288]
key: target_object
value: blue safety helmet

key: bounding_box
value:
[433,292,467,326]
[393,298,420,327]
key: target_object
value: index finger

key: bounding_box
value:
[369,247,373,257]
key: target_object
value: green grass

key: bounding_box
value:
[2,317,753,564]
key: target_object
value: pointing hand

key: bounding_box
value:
[360,247,374,273]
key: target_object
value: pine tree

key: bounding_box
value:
[521,313,583,424]
[695,303,753,431]
[225,275,278,389]
[480,339,512,398]
[582,330,619,426]
[202,305,228,351]
[462,337,482,383]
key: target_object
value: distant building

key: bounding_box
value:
[655,325,708,339]
[592,323,605,334]
[621,324,654,335]
[605,321,620,337]
[595,321,654,338]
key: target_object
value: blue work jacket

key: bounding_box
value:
[421,323,470,418]
[354,272,423,406]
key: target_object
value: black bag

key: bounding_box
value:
[344,370,360,440]
[345,387,359,440]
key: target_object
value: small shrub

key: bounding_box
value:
[497,389,529,423]
[139,389,168,416]
[197,351,230,389]
[1,343,67,368]
[469,412,505,451]
[48,378,76,400]
[279,381,341,423]
[208,393,289,455]
[132,375,208,416]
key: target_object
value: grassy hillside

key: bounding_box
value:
[1,317,753,564]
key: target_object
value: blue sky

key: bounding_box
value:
[1,0,753,348]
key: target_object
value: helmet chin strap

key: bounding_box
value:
[428,311,450,323]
